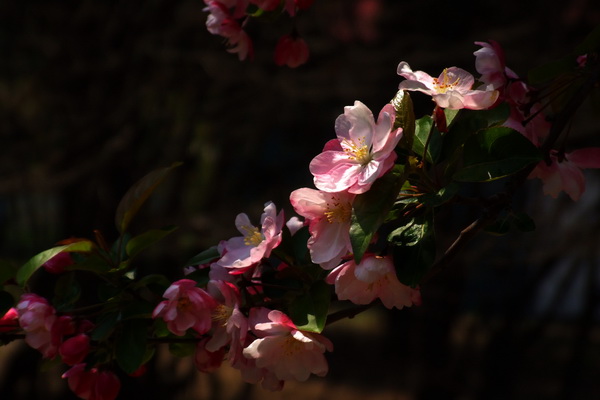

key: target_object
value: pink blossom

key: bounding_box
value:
[194,337,226,373]
[62,363,120,400]
[285,216,305,236]
[152,279,218,336]
[59,333,91,366]
[16,293,59,358]
[203,2,253,61]
[205,280,247,352]
[290,188,354,268]
[326,254,421,309]
[274,34,309,68]
[397,61,499,110]
[310,101,402,194]
[0,307,18,332]
[473,41,550,146]
[216,201,284,272]
[529,148,600,201]
[243,308,333,382]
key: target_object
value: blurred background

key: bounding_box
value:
[1,0,600,399]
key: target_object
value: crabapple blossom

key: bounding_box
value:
[529,148,600,201]
[397,61,498,110]
[205,280,247,352]
[195,337,226,373]
[62,363,120,400]
[473,41,550,146]
[59,333,91,366]
[290,188,354,268]
[16,293,59,358]
[243,308,333,382]
[310,101,402,194]
[203,2,253,61]
[216,201,284,272]
[274,34,309,68]
[152,279,218,336]
[326,254,421,309]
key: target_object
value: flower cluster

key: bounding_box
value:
[471,40,600,200]
[4,36,598,400]
[202,0,313,66]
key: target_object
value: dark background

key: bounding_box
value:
[1,0,600,399]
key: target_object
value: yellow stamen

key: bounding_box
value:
[324,197,352,224]
[241,225,263,246]
[432,69,460,94]
[342,137,372,166]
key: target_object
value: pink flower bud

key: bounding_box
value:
[62,363,120,400]
[42,252,74,274]
[59,334,91,366]
[274,34,309,68]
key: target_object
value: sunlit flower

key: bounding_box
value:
[152,279,217,336]
[243,308,333,382]
[216,202,284,272]
[326,254,421,309]
[397,61,498,110]
[290,188,354,268]
[310,101,402,194]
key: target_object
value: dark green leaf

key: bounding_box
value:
[528,56,576,86]
[453,126,542,182]
[511,212,536,232]
[0,260,18,286]
[121,300,155,320]
[444,108,460,128]
[288,280,331,333]
[350,165,406,263]
[419,183,459,207]
[413,116,442,163]
[91,312,120,341]
[184,268,211,288]
[115,162,182,234]
[184,246,220,267]
[484,217,511,236]
[391,90,416,152]
[126,226,178,260]
[389,213,435,287]
[53,272,81,312]
[116,319,149,374]
[576,24,600,54]
[16,240,95,286]
[169,341,196,358]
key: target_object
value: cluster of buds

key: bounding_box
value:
[202,0,313,67]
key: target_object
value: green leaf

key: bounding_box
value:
[16,240,95,286]
[53,272,82,312]
[576,24,600,54]
[350,165,406,263]
[419,183,459,207]
[389,214,435,287]
[288,280,331,333]
[169,341,196,358]
[528,56,575,86]
[116,319,149,374]
[115,162,182,234]
[91,312,120,341]
[121,300,155,320]
[126,226,178,260]
[511,212,536,232]
[484,216,511,236]
[444,108,460,128]
[184,246,220,267]
[413,116,442,163]
[453,126,542,182]
[391,90,416,152]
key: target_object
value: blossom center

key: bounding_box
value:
[177,296,192,312]
[324,197,352,224]
[342,137,372,166]
[432,69,460,94]
[212,304,232,327]
[241,225,263,246]
[282,335,304,356]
